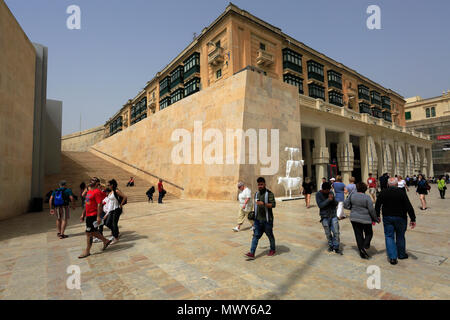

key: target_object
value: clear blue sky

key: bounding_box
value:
[5,0,450,135]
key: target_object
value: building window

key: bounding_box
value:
[372,107,382,118]
[308,83,325,100]
[307,60,324,82]
[160,97,171,110]
[170,88,184,104]
[328,91,343,107]
[383,111,392,122]
[282,48,302,74]
[170,65,184,88]
[405,111,411,120]
[184,77,200,97]
[426,108,430,118]
[327,70,342,90]
[381,96,391,110]
[216,69,222,79]
[359,102,371,115]
[431,106,436,117]
[159,76,170,96]
[183,52,200,80]
[358,85,370,101]
[260,42,266,50]
[370,91,381,106]
[131,97,147,123]
[283,73,303,94]
[110,116,122,135]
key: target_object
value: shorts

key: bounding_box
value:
[369,188,376,195]
[55,206,70,220]
[85,215,99,233]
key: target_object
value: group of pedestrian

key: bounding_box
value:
[145,179,166,203]
[48,177,128,259]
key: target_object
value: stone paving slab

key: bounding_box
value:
[0,186,448,300]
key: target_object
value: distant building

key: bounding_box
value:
[405,91,450,176]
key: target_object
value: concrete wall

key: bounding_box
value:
[91,69,302,200]
[61,125,105,152]
[44,99,62,175]
[0,0,36,220]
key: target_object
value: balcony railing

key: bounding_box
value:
[256,49,274,67]
[208,47,224,66]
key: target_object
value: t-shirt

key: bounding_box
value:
[367,178,377,188]
[302,182,314,194]
[85,189,105,217]
[158,182,163,193]
[346,183,356,194]
[238,187,252,211]
[398,180,406,188]
[51,187,73,206]
[333,182,346,202]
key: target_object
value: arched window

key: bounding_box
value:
[431,107,436,117]
[426,108,430,118]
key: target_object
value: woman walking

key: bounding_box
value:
[333,176,346,219]
[345,177,357,196]
[416,174,429,210]
[397,175,409,193]
[104,179,127,243]
[344,182,378,259]
[301,177,314,208]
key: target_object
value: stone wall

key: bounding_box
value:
[91,69,302,200]
[61,126,105,152]
[0,0,36,220]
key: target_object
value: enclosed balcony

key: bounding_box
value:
[329,90,343,107]
[327,70,342,90]
[307,60,324,83]
[358,85,370,101]
[184,52,200,81]
[282,48,302,74]
[383,111,392,122]
[359,102,371,115]
[208,46,224,66]
[381,96,391,110]
[283,73,303,94]
[159,76,171,97]
[371,106,383,118]
[370,90,382,106]
[170,65,184,90]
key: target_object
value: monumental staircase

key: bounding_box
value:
[44,151,177,207]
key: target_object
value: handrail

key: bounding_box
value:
[90,147,184,191]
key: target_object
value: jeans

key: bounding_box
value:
[439,189,446,199]
[250,219,275,254]
[382,216,407,259]
[158,192,165,203]
[321,216,340,249]
[351,221,373,250]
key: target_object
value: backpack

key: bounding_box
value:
[53,188,66,207]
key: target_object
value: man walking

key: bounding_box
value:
[244,177,276,259]
[379,173,389,191]
[375,177,416,265]
[316,182,342,254]
[158,179,166,203]
[78,177,112,259]
[49,180,75,239]
[233,182,253,232]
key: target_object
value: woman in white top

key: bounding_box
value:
[397,175,409,193]
[233,182,253,232]
[106,179,127,243]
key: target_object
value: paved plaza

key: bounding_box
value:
[0,186,448,300]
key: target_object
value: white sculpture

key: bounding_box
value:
[278,147,304,198]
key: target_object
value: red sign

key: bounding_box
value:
[437,135,450,140]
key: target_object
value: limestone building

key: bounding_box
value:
[0,0,62,219]
[94,3,432,198]
[405,92,450,176]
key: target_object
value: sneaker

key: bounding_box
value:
[327,246,334,252]
[334,248,343,255]
[389,258,398,265]
[244,252,255,260]
[232,227,239,232]
[267,250,276,256]
[109,236,115,241]
[93,237,102,243]
[398,254,409,260]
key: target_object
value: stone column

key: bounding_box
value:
[360,136,369,183]
[304,139,313,179]
[337,131,354,184]
[413,145,421,174]
[312,126,329,189]
[426,148,434,178]
[418,147,427,176]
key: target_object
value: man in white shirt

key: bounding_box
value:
[233,182,253,232]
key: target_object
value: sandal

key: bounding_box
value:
[102,240,112,251]
[60,234,69,239]
[78,253,90,259]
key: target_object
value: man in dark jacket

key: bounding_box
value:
[375,177,416,265]
[244,177,276,260]
[379,173,389,190]
[316,182,342,254]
